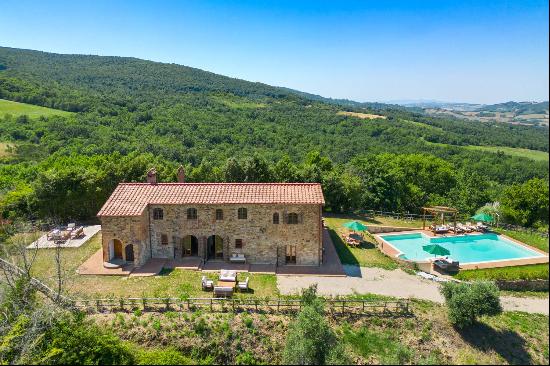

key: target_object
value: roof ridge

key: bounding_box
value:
[118,182,322,186]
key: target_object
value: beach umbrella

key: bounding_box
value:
[343,221,368,232]
[471,212,494,223]
[422,244,450,257]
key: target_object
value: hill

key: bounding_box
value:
[0,46,548,225]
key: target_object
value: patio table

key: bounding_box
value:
[217,281,236,288]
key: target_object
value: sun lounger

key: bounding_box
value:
[70,226,84,239]
[457,223,472,233]
[434,225,449,234]
[67,222,76,231]
[476,222,488,232]
[449,225,464,234]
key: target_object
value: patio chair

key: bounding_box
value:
[67,222,76,231]
[201,276,214,291]
[237,277,249,292]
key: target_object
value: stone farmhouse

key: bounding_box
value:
[97,169,325,268]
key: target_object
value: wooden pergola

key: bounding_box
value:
[422,206,458,231]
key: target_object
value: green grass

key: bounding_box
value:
[0,98,73,118]
[466,145,549,162]
[454,263,549,282]
[28,232,279,299]
[324,215,399,269]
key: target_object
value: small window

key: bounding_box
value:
[187,208,197,220]
[153,208,163,220]
[161,234,168,246]
[273,212,279,224]
[235,239,243,249]
[216,209,224,220]
[238,207,247,220]
[287,212,299,224]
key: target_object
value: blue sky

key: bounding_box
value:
[0,0,548,104]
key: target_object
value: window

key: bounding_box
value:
[161,234,168,246]
[287,212,299,224]
[187,208,197,220]
[285,245,297,264]
[153,208,163,220]
[238,207,247,219]
[235,239,243,249]
[215,209,224,220]
[273,212,279,224]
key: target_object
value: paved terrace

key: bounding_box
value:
[28,225,101,249]
[78,228,344,277]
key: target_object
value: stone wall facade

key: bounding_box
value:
[101,203,323,267]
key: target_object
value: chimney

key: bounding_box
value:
[146,168,157,184]
[177,165,185,183]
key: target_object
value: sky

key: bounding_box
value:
[0,0,548,104]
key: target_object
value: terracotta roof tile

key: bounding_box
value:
[97,183,325,217]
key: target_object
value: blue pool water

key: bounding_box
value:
[380,233,545,263]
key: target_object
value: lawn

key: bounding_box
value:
[28,232,279,299]
[323,215,399,269]
[0,98,73,118]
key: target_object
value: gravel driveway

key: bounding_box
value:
[277,265,549,315]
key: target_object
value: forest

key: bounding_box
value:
[0,47,548,229]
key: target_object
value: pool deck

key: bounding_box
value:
[374,230,549,270]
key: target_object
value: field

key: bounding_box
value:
[28,233,279,299]
[0,98,73,118]
[337,111,387,119]
[466,145,549,162]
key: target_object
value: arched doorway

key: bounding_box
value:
[125,244,135,262]
[207,235,224,260]
[111,239,123,260]
[182,235,199,257]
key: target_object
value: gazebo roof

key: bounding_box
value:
[422,206,458,214]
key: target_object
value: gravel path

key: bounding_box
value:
[276,265,549,315]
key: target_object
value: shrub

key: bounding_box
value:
[282,285,348,365]
[440,281,502,328]
[41,313,135,365]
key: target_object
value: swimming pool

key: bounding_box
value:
[379,233,546,264]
